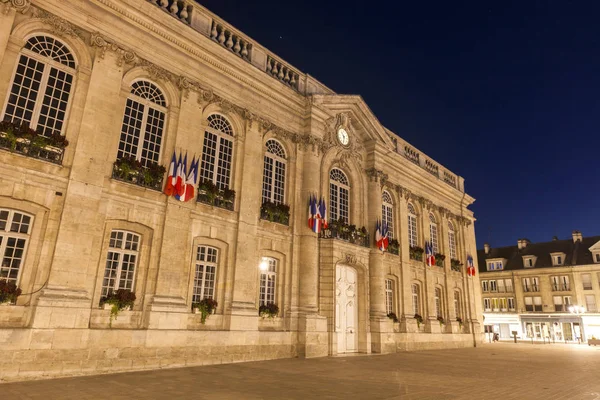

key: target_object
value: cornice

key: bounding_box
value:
[1,0,30,14]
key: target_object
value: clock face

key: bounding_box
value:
[337,128,349,146]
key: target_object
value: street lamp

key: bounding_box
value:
[568,305,585,344]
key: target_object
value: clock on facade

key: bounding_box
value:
[337,127,349,146]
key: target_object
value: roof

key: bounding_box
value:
[477,235,600,273]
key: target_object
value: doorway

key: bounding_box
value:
[336,265,358,353]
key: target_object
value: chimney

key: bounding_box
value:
[517,239,530,250]
[484,243,490,255]
[572,230,583,243]
[552,236,558,241]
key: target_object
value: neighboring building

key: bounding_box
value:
[0,0,481,380]
[478,231,600,343]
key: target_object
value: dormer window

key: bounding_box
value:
[550,252,566,266]
[523,256,537,268]
[588,241,600,263]
[596,253,600,263]
[486,260,504,271]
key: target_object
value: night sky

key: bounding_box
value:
[198,0,600,248]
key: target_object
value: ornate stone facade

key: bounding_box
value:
[0,0,482,381]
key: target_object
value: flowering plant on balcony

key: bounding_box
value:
[450,259,463,272]
[437,316,445,326]
[414,313,423,328]
[388,239,400,255]
[387,312,399,323]
[100,289,136,327]
[409,246,424,261]
[112,156,166,190]
[259,303,279,318]
[0,280,22,304]
[260,201,290,225]
[198,179,236,210]
[193,298,218,324]
[434,253,445,267]
[0,120,70,149]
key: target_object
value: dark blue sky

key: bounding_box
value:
[199,0,600,248]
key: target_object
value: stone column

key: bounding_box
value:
[420,203,438,333]
[397,190,416,332]
[296,145,327,358]
[461,217,483,344]
[0,6,17,65]
[33,51,123,328]
[441,212,456,333]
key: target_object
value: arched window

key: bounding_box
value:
[117,81,167,168]
[259,257,277,306]
[407,203,418,248]
[382,191,394,239]
[262,140,286,204]
[101,230,140,297]
[435,287,443,318]
[200,114,234,190]
[385,278,395,315]
[0,209,33,284]
[2,36,76,137]
[192,246,218,303]
[411,283,420,315]
[454,290,462,319]
[429,213,438,254]
[329,168,349,224]
[448,221,457,260]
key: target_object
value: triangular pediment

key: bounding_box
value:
[589,240,600,252]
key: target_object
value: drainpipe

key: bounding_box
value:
[459,190,478,347]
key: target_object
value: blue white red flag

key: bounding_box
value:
[164,151,177,196]
[175,153,188,201]
[467,255,476,276]
[426,241,435,266]
[375,219,389,252]
[318,197,328,229]
[174,152,183,197]
[308,195,317,232]
[183,156,198,202]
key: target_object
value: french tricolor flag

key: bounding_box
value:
[426,241,435,266]
[376,219,389,252]
[163,151,177,196]
[467,255,476,276]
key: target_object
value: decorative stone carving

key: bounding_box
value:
[32,8,84,39]
[344,253,357,265]
[365,168,388,187]
[2,0,30,14]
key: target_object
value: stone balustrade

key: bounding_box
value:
[210,20,252,60]
[404,145,420,165]
[150,0,193,25]
[424,159,439,177]
[266,56,299,90]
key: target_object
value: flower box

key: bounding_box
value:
[319,219,370,248]
[111,157,165,191]
[409,246,424,261]
[260,201,290,225]
[388,239,400,255]
[0,120,67,165]
[197,179,235,211]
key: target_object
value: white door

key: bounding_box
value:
[336,265,358,353]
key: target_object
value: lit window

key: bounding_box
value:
[262,140,286,205]
[2,36,76,137]
[200,114,234,190]
[192,246,218,303]
[447,221,456,260]
[407,203,418,248]
[585,295,597,312]
[382,191,394,239]
[507,298,515,311]
[411,283,420,315]
[434,287,443,317]
[582,273,592,290]
[0,209,33,284]
[329,168,349,224]
[259,258,277,306]
[481,280,489,292]
[385,279,394,315]
[429,213,438,254]
[101,230,140,296]
[490,280,497,292]
[453,291,461,319]
[483,298,491,311]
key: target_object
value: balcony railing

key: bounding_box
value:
[111,161,165,191]
[260,201,290,226]
[388,240,399,256]
[319,224,369,248]
[197,189,235,211]
[0,129,66,165]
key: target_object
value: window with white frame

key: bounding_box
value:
[499,298,507,311]
[2,36,76,137]
[0,209,33,284]
[524,297,533,312]
[262,140,286,205]
[533,296,543,311]
[381,191,394,239]
[329,168,349,224]
[429,213,438,254]
[454,291,461,319]
[552,254,564,266]
[553,296,564,312]
[551,275,570,291]
[200,114,234,190]
[483,298,491,311]
[259,257,277,306]
[486,260,504,271]
[489,280,497,292]
[585,295,597,312]
[447,221,456,260]
[582,273,593,290]
[491,298,499,311]
[407,203,418,248]
[497,279,505,293]
[481,280,489,292]
[434,287,443,317]
[523,277,539,292]
[563,296,571,307]
[523,257,535,268]
[507,297,515,311]
[596,253,600,263]
[411,283,420,315]
[117,81,167,168]
[505,279,513,292]
[192,246,218,304]
[385,279,394,315]
[531,277,540,291]
[101,230,140,297]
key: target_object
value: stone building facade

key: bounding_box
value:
[0,0,482,380]
[478,232,600,343]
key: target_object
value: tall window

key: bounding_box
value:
[411,283,420,315]
[582,273,592,290]
[382,191,394,239]
[407,203,418,248]
[262,140,286,204]
[454,291,461,319]
[585,295,597,312]
[447,221,457,260]
[385,279,394,315]
[2,36,76,137]
[551,275,570,291]
[429,213,438,253]
[434,287,443,317]
[483,298,491,311]
[507,297,515,311]
[200,114,234,190]
[0,209,32,284]
[553,296,564,312]
[192,246,218,303]
[329,168,349,224]
[259,257,277,306]
[481,280,489,292]
[117,81,166,168]
[101,230,140,297]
